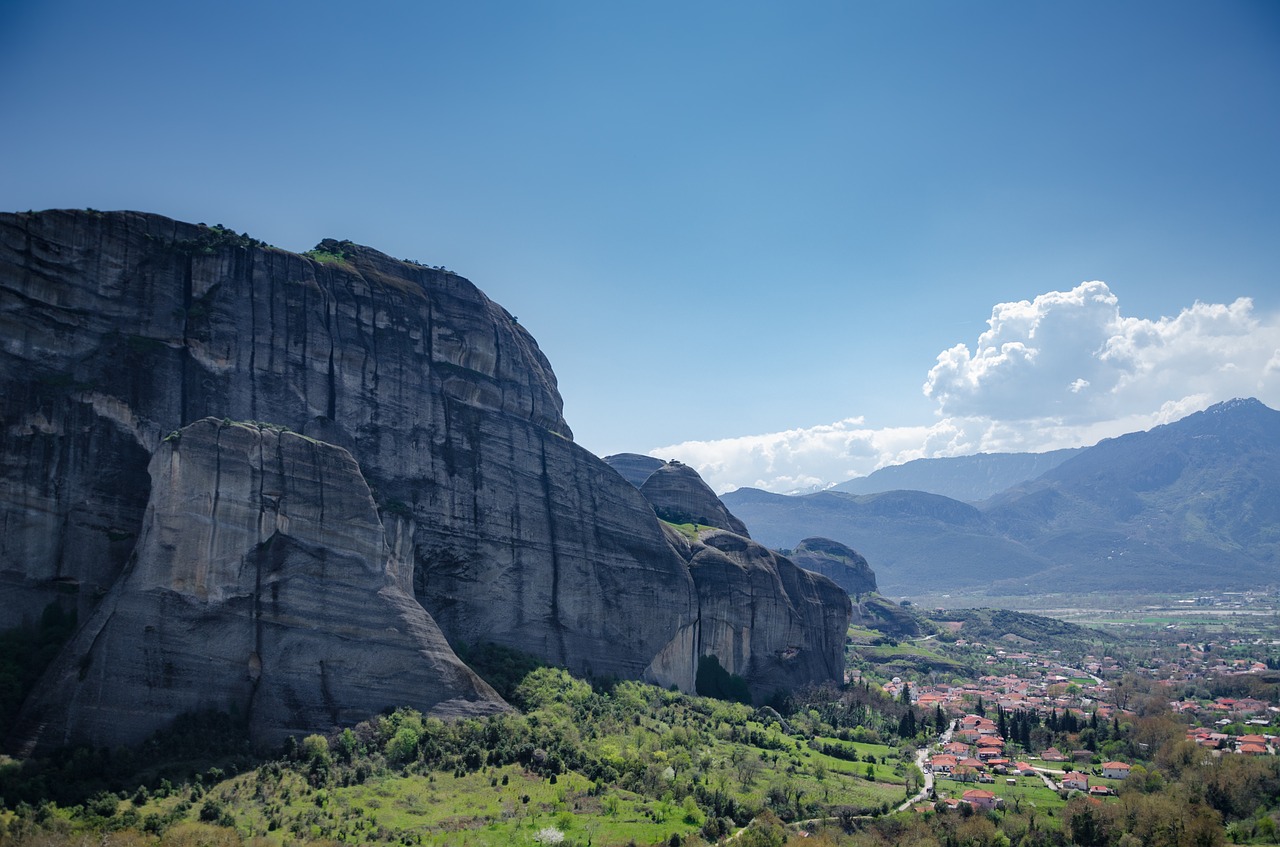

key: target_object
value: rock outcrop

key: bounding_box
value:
[786,537,877,595]
[606,454,750,536]
[13,419,504,751]
[603,452,665,490]
[1,209,850,744]
[664,527,850,696]
[770,537,920,638]
[607,455,850,696]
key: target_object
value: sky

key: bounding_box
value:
[3,1,1278,493]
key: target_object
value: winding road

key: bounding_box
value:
[897,725,951,811]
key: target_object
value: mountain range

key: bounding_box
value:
[724,398,1280,597]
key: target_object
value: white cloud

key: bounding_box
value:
[924,281,1280,422]
[653,282,1280,493]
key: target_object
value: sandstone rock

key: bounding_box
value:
[1,210,851,740]
[786,537,878,595]
[666,527,851,698]
[602,452,665,489]
[848,594,925,639]
[605,456,851,695]
[0,211,693,684]
[604,454,750,536]
[12,419,504,752]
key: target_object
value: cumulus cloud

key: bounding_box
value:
[654,282,1280,493]
[923,281,1279,422]
[651,418,964,495]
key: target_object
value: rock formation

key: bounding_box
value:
[785,537,877,595]
[603,452,665,489]
[14,419,504,751]
[606,454,750,536]
[607,455,850,696]
[663,527,850,696]
[0,210,850,747]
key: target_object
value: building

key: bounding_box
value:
[1101,762,1131,779]
[961,789,1002,811]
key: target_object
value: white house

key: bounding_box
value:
[1101,762,1131,780]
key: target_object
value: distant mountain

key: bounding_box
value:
[724,488,1053,596]
[983,397,1280,592]
[725,399,1280,596]
[832,448,1082,502]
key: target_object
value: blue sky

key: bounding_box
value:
[4,1,1278,491]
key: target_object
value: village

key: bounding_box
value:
[860,621,1280,814]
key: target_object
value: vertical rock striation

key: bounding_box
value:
[14,419,504,752]
[608,456,851,697]
[1,209,850,744]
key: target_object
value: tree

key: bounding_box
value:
[898,709,917,739]
[385,726,420,763]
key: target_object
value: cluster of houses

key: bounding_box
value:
[886,641,1278,762]
[1186,727,1275,755]
[1170,694,1277,724]
[927,715,1028,783]
[891,658,1118,726]
[924,714,1133,803]
[1163,640,1273,679]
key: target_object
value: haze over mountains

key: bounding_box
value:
[725,398,1280,597]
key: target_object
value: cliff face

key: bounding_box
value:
[14,419,504,752]
[1,209,849,742]
[671,529,850,696]
[0,211,692,682]
[786,537,878,595]
[608,455,851,697]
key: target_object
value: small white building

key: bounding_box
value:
[1101,762,1131,780]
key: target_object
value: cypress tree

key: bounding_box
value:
[898,709,917,739]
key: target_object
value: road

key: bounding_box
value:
[1031,766,1063,791]
[897,725,951,811]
